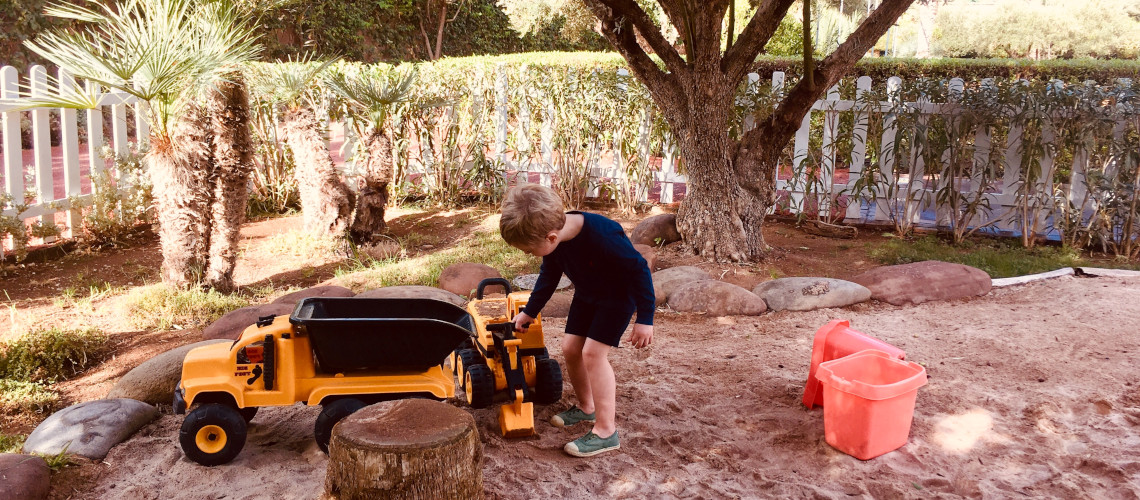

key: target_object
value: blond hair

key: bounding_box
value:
[500,184,566,246]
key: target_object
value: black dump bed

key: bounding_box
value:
[290,297,474,373]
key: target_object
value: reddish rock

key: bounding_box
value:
[633,244,657,271]
[272,285,355,305]
[202,303,295,340]
[651,266,712,306]
[540,291,575,318]
[668,280,767,316]
[0,453,49,500]
[356,286,467,307]
[851,260,992,306]
[630,214,681,246]
[438,263,503,297]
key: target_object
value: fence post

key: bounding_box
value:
[935,77,965,227]
[875,76,902,222]
[494,63,509,172]
[636,105,654,203]
[85,80,105,183]
[59,68,82,237]
[845,76,872,221]
[1,67,22,206]
[31,65,54,243]
[820,84,840,218]
[790,100,812,214]
[743,73,759,133]
[516,65,532,175]
[540,86,554,188]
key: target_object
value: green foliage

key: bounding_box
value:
[0,432,27,453]
[0,327,108,383]
[0,378,60,414]
[124,286,251,330]
[78,144,154,246]
[868,236,1093,279]
[750,56,1140,85]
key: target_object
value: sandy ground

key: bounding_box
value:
[49,274,1140,499]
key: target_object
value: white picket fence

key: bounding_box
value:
[1,62,1135,254]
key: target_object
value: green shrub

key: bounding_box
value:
[124,286,251,331]
[0,328,108,383]
[0,379,60,414]
[0,432,27,454]
[865,235,1140,278]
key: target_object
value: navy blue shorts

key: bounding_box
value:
[563,299,634,348]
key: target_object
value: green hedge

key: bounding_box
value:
[751,56,1140,85]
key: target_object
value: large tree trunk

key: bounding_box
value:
[204,76,255,292]
[281,106,355,236]
[348,130,393,243]
[149,104,212,287]
[324,399,483,500]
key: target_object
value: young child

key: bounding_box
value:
[499,184,654,457]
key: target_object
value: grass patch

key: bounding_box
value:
[264,230,342,262]
[0,432,26,453]
[335,229,539,290]
[0,328,108,382]
[867,236,1140,278]
[124,286,251,330]
[0,379,61,414]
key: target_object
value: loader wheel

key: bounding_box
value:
[238,407,258,423]
[533,357,563,405]
[464,364,494,409]
[453,349,482,389]
[179,404,247,466]
[315,398,366,454]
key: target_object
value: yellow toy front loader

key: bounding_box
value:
[452,278,563,437]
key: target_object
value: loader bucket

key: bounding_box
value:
[498,390,535,438]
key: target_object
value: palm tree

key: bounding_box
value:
[24,0,260,288]
[248,59,355,237]
[325,65,416,242]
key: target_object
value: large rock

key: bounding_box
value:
[438,263,503,297]
[202,303,295,340]
[633,244,657,271]
[23,399,159,460]
[356,286,467,307]
[0,454,49,500]
[630,214,681,246]
[651,266,712,306]
[540,291,575,318]
[271,285,355,305]
[851,260,992,306]
[105,339,231,405]
[512,273,571,291]
[753,277,872,312]
[668,280,767,316]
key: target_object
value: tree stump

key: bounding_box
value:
[323,399,483,500]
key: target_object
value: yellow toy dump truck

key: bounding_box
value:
[174,297,473,466]
[452,278,562,438]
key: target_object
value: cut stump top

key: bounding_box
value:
[334,399,476,452]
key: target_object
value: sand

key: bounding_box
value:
[52,275,1140,499]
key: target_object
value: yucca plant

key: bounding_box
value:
[22,0,261,290]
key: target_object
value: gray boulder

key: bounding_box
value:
[105,340,231,405]
[438,263,502,297]
[271,285,355,305]
[0,453,49,500]
[651,266,712,306]
[753,277,872,312]
[24,399,159,460]
[851,260,992,306]
[356,286,467,307]
[630,214,681,246]
[668,280,767,316]
[512,273,571,291]
[202,303,294,340]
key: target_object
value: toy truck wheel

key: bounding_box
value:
[463,364,494,409]
[179,404,247,466]
[315,398,367,454]
[453,349,482,389]
[238,407,258,423]
[533,358,563,405]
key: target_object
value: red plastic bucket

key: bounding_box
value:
[816,349,927,460]
[803,320,905,409]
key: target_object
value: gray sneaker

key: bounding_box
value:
[550,406,595,427]
[564,430,620,457]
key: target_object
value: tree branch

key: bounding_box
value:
[584,0,688,75]
[722,0,796,82]
[583,0,685,117]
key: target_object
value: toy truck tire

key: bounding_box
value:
[533,358,563,405]
[179,404,248,466]
[315,398,367,454]
[452,349,482,389]
[238,407,258,423]
[463,364,494,409]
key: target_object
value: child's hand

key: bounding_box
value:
[629,323,653,349]
[513,312,534,332]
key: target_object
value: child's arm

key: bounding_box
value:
[517,257,564,329]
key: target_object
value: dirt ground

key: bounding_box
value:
[2,208,1139,499]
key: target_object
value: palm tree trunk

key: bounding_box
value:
[204,76,255,292]
[349,129,393,243]
[281,105,354,236]
[150,104,212,287]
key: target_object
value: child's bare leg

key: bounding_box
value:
[562,334,593,413]
[581,338,615,437]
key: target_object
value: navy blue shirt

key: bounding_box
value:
[522,212,655,325]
